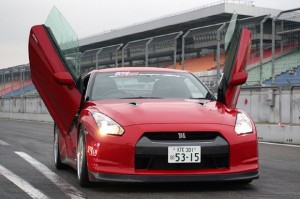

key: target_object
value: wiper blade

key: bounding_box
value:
[189,97,215,101]
[189,97,208,100]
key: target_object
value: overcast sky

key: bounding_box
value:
[0,0,299,69]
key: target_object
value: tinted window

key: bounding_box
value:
[45,6,80,81]
[217,13,241,104]
[223,12,240,85]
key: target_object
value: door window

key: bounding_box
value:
[45,6,80,81]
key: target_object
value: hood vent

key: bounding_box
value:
[128,102,138,107]
[196,102,204,106]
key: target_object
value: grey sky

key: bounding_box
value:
[0,0,299,69]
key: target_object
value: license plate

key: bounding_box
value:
[168,146,201,163]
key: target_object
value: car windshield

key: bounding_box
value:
[90,71,215,100]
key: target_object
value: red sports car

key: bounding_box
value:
[28,10,258,186]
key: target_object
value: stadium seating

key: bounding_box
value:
[247,50,300,85]
[172,54,225,72]
[0,80,34,97]
[3,84,36,97]
[264,65,300,85]
[0,81,22,96]
[247,44,296,67]
[174,46,294,74]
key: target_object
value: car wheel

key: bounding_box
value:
[53,124,65,169]
[77,127,90,187]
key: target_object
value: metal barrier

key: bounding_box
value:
[181,22,226,88]
[121,38,152,67]
[259,15,271,85]
[148,32,183,68]
[96,44,123,69]
[121,32,183,68]
[187,16,267,90]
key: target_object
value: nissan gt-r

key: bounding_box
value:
[28,9,259,186]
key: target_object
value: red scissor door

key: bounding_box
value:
[28,7,81,135]
[217,14,252,108]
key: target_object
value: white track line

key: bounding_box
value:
[0,139,10,145]
[15,151,86,199]
[0,164,49,199]
[259,141,300,148]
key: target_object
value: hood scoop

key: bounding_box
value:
[196,102,204,106]
[128,102,138,107]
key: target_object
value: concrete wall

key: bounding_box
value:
[256,124,300,144]
[237,88,300,125]
[0,97,52,122]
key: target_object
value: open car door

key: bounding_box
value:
[28,7,81,135]
[217,14,252,109]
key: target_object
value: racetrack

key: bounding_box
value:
[0,118,299,199]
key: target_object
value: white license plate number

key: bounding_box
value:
[168,146,201,163]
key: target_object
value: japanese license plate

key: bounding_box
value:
[168,146,201,163]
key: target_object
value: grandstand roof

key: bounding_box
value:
[79,1,281,51]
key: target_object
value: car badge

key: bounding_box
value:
[178,132,186,139]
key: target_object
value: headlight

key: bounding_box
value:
[234,112,253,135]
[91,112,124,136]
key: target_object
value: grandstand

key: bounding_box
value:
[247,49,300,85]
[78,2,279,74]
[171,53,225,72]
[0,65,36,98]
[1,0,300,97]
[264,65,300,85]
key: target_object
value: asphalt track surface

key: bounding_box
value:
[0,118,299,199]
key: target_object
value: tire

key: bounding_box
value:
[77,127,90,187]
[53,124,66,169]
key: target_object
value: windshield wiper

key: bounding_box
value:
[189,97,213,101]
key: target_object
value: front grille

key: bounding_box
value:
[135,132,229,170]
[143,132,219,141]
[135,155,228,170]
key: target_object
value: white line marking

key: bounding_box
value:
[0,164,49,199]
[0,139,9,145]
[259,141,300,148]
[15,151,86,199]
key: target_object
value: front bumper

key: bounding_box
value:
[85,123,259,178]
[89,170,259,183]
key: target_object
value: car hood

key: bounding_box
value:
[92,99,237,127]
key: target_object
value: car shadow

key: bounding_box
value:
[86,181,256,193]
[57,167,257,193]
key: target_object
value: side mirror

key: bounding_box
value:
[54,72,74,86]
[230,71,248,86]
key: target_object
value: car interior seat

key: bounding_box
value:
[152,77,191,98]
